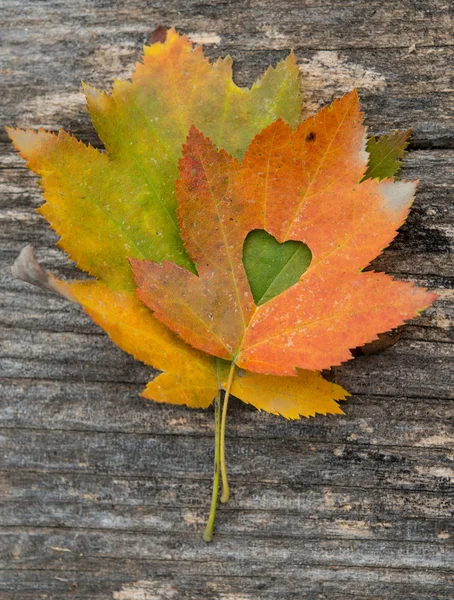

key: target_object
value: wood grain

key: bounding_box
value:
[0,1,453,598]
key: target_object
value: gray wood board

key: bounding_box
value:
[0,1,453,599]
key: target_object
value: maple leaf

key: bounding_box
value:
[131,91,437,376]
[364,129,411,181]
[10,29,345,415]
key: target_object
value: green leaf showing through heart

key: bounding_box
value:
[243,229,312,306]
[363,130,411,181]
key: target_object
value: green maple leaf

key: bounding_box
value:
[364,129,411,181]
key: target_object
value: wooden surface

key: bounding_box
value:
[1,1,453,598]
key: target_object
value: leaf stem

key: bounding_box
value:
[220,361,236,503]
[203,390,222,542]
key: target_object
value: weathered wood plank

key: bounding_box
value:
[1,527,453,570]
[3,500,452,543]
[1,565,453,600]
[3,0,453,50]
[2,427,453,493]
[1,471,452,520]
[1,379,454,449]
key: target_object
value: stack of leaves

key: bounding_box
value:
[8,28,437,541]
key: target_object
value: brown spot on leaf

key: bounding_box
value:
[306,131,316,142]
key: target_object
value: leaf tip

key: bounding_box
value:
[6,126,51,162]
[128,256,144,279]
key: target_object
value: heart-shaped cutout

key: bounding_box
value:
[243,229,312,306]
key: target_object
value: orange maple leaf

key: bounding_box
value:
[131,91,437,375]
